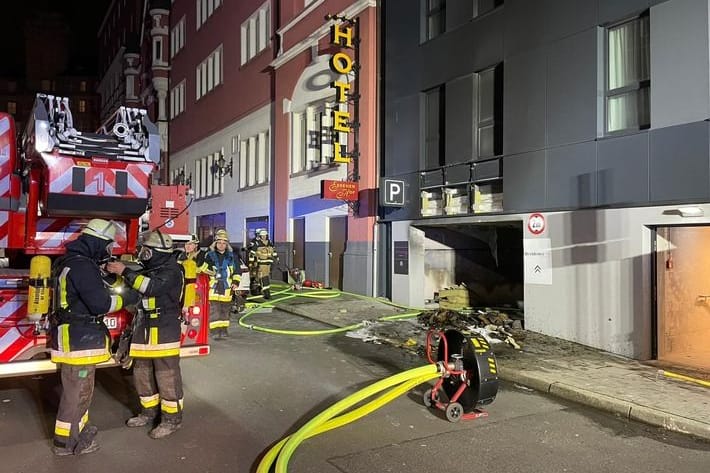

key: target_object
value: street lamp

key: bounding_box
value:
[210,152,233,178]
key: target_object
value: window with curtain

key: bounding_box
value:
[606,12,650,134]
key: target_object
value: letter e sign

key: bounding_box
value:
[527,213,546,235]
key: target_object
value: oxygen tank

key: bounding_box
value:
[182,258,197,308]
[28,255,52,320]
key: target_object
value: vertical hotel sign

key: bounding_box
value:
[327,14,359,177]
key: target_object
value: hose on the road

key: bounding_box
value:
[238,285,421,336]
[256,363,440,473]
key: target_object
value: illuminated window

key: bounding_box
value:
[605,12,650,134]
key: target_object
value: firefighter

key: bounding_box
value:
[178,233,205,267]
[200,229,240,339]
[50,218,140,456]
[105,230,186,439]
[247,228,278,299]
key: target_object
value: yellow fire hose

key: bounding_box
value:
[238,285,421,336]
[256,364,441,473]
[658,370,710,388]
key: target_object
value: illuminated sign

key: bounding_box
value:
[320,179,359,202]
[328,17,358,165]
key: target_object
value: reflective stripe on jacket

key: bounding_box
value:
[122,256,184,358]
[50,252,125,365]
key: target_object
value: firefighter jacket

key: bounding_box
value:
[178,248,205,268]
[247,238,278,268]
[50,236,128,365]
[201,246,240,302]
[121,252,184,358]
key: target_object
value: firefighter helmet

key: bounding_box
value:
[215,229,230,242]
[140,230,173,253]
[258,228,268,237]
[82,219,117,241]
[188,234,200,244]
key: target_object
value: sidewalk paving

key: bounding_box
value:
[270,291,710,442]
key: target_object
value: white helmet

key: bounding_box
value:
[82,219,117,241]
[140,230,173,253]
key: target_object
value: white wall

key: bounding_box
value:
[391,204,710,359]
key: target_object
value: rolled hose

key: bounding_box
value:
[257,364,440,473]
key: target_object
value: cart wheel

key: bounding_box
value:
[445,402,464,422]
[423,388,438,408]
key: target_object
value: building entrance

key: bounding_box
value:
[655,226,710,371]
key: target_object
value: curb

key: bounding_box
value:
[501,367,710,442]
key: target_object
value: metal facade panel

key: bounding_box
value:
[503,48,547,156]
[598,0,650,24]
[503,150,546,210]
[445,75,474,165]
[504,0,547,57]
[649,121,710,202]
[543,0,598,42]
[546,29,598,147]
[545,141,597,208]
[384,96,421,176]
[597,132,649,206]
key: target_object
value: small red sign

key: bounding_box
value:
[527,213,546,235]
[321,180,359,202]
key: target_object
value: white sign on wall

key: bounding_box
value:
[524,238,552,285]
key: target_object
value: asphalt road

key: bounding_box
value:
[1,309,709,473]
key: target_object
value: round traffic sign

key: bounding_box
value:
[527,213,545,235]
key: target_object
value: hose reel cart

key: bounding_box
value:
[424,329,499,422]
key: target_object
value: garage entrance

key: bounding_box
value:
[415,221,524,315]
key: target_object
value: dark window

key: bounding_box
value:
[476,64,503,158]
[424,0,446,41]
[605,12,650,133]
[424,85,445,168]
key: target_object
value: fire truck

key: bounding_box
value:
[0,94,210,378]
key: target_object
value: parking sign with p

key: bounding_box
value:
[381,178,405,207]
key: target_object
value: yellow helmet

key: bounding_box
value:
[140,230,173,253]
[82,219,117,241]
[215,229,229,242]
[188,234,200,244]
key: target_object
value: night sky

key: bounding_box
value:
[1,0,111,76]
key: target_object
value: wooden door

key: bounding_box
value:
[328,216,348,289]
[656,226,710,370]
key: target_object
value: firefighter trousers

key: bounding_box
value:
[54,364,98,450]
[133,357,184,425]
[209,300,231,337]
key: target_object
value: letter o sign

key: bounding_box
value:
[527,213,546,235]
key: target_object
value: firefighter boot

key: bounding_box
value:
[52,438,100,456]
[262,288,271,299]
[126,409,158,427]
[149,421,182,439]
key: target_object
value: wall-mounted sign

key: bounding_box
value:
[524,238,552,285]
[321,180,359,202]
[393,241,409,275]
[527,212,546,235]
[328,16,359,167]
[380,178,405,207]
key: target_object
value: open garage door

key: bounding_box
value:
[415,221,524,316]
